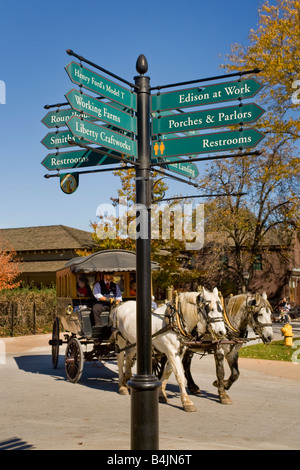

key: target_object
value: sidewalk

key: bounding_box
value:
[1,334,52,353]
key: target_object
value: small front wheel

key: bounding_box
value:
[65,337,84,383]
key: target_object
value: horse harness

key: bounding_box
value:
[115,293,223,353]
[246,297,273,337]
[170,292,224,338]
[221,295,272,341]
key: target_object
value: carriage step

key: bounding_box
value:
[49,339,63,346]
[92,325,112,339]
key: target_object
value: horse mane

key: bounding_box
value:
[226,294,247,318]
[226,292,272,318]
[179,292,199,305]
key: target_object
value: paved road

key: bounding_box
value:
[0,333,299,451]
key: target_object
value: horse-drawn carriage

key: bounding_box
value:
[50,249,159,383]
[50,248,274,410]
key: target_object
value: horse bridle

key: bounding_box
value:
[247,298,273,337]
[196,294,224,336]
[168,294,224,338]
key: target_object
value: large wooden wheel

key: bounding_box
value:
[152,354,167,379]
[65,337,84,383]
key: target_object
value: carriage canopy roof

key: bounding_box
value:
[63,249,160,273]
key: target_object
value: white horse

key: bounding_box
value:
[111,287,226,412]
[183,291,273,404]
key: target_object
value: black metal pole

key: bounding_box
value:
[127,55,160,450]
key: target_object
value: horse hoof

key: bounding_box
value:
[183,404,197,412]
[220,396,232,405]
[119,387,129,396]
[189,387,201,395]
[159,396,168,404]
[212,380,218,388]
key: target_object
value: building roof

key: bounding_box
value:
[19,260,67,273]
[0,225,97,252]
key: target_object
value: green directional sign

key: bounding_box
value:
[41,129,86,150]
[65,88,137,134]
[151,128,265,159]
[153,156,199,179]
[152,103,265,135]
[151,78,263,112]
[65,61,137,110]
[41,108,98,128]
[66,116,137,158]
[41,148,123,171]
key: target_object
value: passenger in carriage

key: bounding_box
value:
[76,276,92,297]
[130,281,136,296]
[92,272,122,327]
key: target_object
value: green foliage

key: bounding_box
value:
[0,286,57,337]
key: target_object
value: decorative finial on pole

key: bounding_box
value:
[136,54,148,75]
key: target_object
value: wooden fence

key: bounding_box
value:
[0,290,56,337]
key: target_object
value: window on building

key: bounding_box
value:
[253,254,262,271]
[220,255,228,270]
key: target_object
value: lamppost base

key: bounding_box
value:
[128,374,161,450]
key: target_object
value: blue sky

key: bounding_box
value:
[0,0,262,233]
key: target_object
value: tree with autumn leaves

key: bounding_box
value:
[196,0,300,293]
[0,237,21,291]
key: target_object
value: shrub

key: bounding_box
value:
[0,286,57,337]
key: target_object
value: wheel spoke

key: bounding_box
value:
[65,338,83,383]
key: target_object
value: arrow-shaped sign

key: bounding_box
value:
[152,103,265,135]
[41,148,123,171]
[66,116,137,158]
[152,128,265,159]
[65,88,137,134]
[41,129,86,150]
[65,61,137,110]
[153,156,199,179]
[151,78,263,112]
[41,107,98,128]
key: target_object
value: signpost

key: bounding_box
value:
[65,88,137,134]
[42,51,266,451]
[65,61,137,110]
[66,116,137,158]
[151,78,263,112]
[152,128,265,159]
[152,102,265,135]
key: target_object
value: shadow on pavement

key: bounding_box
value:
[0,437,34,450]
[13,353,119,393]
[13,353,222,402]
